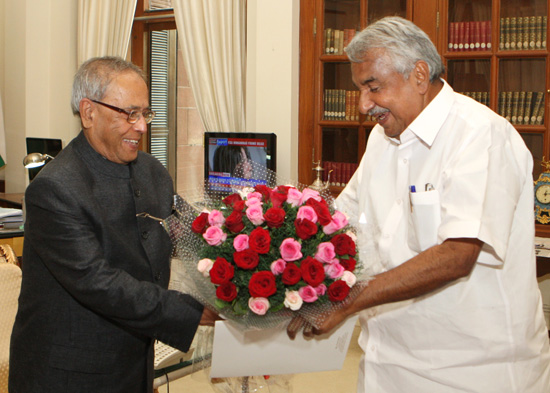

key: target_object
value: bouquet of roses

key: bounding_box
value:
[164,176,363,330]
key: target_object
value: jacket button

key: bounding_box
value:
[134,189,141,197]
[141,231,149,239]
[155,272,161,281]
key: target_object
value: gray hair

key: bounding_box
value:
[345,16,445,82]
[71,56,147,115]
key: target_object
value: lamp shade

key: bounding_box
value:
[23,153,54,169]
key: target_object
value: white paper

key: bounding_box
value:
[210,316,358,378]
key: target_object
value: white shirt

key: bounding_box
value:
[337,80,550,392]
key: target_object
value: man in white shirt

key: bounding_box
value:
[289,16,550,392]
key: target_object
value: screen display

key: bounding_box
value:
[204,132,277,193]
[26,137,63,181]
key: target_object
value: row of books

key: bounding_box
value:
[499,16,547,51]
[458,91,490,107]
[497,91,545,125]
[323,89,359,121]
[321,161,359,187]
[323,28,357,55]
[448,21,492,51]
[323,89,384,123]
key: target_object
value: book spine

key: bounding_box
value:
[458,21,465,51]
[487,20,492,49]
[505,91,513,122]
[510,17,517,50]
[531,91,544,125]
[524,91,533,125]
[500,18,506,50]
[536,16,543,49]
[543,16,547,49]
[498,91,506,117]
[453,22,460,51]
[516,16,524,50]
[464,21,471,51]
[522,16,530,49]
[537,94,545,125]
[449,22,455,51]
[474,21,481,51]
[325,28,331,54]
[529,16,537,49]
[517,91,526,124]
[511,91,519,124]
[345,91,351,121]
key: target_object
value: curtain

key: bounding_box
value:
[172,0,246,132]
[77,0,137,65]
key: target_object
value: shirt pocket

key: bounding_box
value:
[410,189,441,252]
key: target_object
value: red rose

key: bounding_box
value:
[294,218,318,240]
[254,185,272,201]
[264,207,286,228]
[282,263,301,285]
[225,210,244,233]
[340,257,357,272]
[330,234,356,256]
[191,212,209,234]
[210,257,234,284]
[222,193,243,207]
[300,256,325,287]
[306,198,332,226]
[216,281,237,302]
[233,200,246,212]
[249,227,271,254]
[270,190,288,208]
[233,249,260,270]
[328,280,350,301]
[249,271,277,297]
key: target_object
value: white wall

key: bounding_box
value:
[0,0,299,192]
[245,0,300,181]
[2,0,79,193]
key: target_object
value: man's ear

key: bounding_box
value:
[79,98,95,129]
[412,61,430,94]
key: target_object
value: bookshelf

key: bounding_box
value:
[298,0,550,235]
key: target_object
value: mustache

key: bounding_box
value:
[368,106,389,117]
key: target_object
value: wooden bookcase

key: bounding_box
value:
[298,0,550,236]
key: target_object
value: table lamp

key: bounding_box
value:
[22,153,54,169]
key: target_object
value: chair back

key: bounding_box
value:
[0,245,22,393]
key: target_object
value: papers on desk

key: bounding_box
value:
[535,236,550,258]
[210,316,358,378]
[0,207,23,229]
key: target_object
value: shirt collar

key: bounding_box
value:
[388,79,454,146]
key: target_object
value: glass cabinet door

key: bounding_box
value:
[323,0,361,55]
[367,0,406,24]
[498,58,546,125]
[499,0,547,51]
[447,59,491,106]
[448,0,492,52]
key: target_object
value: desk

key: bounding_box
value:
[0,193,24,209]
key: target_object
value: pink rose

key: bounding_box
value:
[203,226,227,246]
[248,297,270,315]
[341,270,357,287]
[296,205,318,223]
[208,209,225,227]
[233,234,249,251]
[298,285,318,303]
[323,211,349,235]
[286,188,303,207]
[315,242,336,263]
[197,258,214,277]
[284,290,303,311]
[246,192,263,206]
[300,188,322,204]
[270,259,287,275]
[246,204,265,225]
[324,262,345,279]
[315,284,327,296]
[279,238,303,262]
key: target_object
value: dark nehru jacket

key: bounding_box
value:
[9,132,203,393]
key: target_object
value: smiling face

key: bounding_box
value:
[352,49,426,139]
[80,70,150,164]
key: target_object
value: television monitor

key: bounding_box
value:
[204,132,277,193]
[26,137,63,181]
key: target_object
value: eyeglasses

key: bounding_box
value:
[91,100,156,124]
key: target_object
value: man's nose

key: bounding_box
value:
[358,90,375,115]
